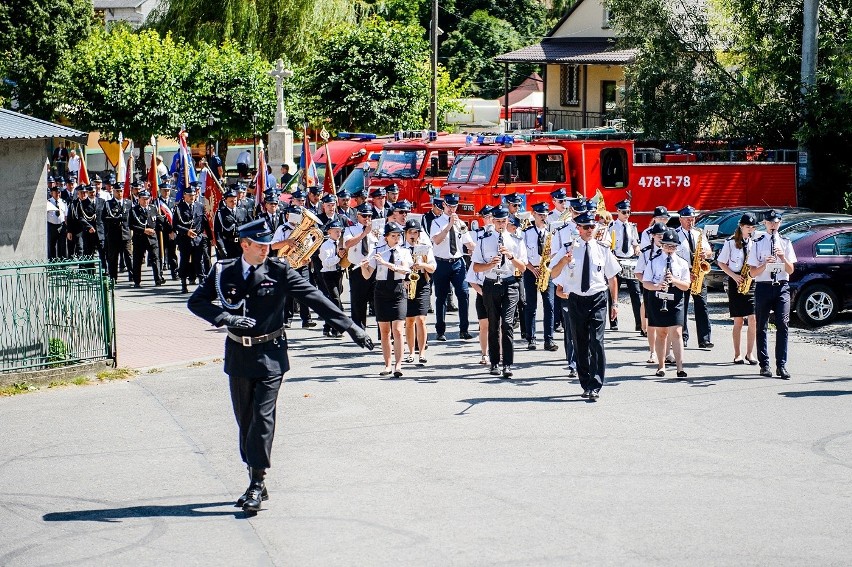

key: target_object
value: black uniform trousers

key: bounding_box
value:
[107,238,133,281]
[178,239,205,282]
[348,267,375,330]
[516,275,528,338]
[433,258,470,335]
[566,290,608,391]
[614,274,642,330]
[47,224,66,260]
[132,236,162,285]
[482,278,519,366]
[754,281,791,369]
[285,265,312,325]
[73,231,100,258]
[229,373,282,470]
[682,282,711,346]
[320,271,344,332]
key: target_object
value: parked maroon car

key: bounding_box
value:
[787,222,852,326]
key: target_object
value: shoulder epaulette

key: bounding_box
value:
[726,235,736,241]
[640,244,652,253]
[754,234,766,242]
[217,257,240,267]
[522,225,536,232]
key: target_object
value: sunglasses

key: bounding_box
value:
[619,210,631,214]
[579,225,596,230]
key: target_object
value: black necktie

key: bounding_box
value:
[449,224,457,256]
[386,249,395,281]
[360,231,368,255]
[687,231,695,254]
[621,223,629,254]
[537,229,544,255]
[581,243,591,293]
[245,265,256,280]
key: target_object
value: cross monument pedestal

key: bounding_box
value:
[267,59,295,176]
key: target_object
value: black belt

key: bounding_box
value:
[484,277,518,286]
[227,326,286,347]
[435,257,462,263]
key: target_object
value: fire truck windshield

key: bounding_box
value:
[340,166,370,194]
[375,150,425,178]
[447,153,498,183]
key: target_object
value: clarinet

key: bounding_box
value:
[770,230,779,286]
[660,254,672,312]
[495,232,505,285]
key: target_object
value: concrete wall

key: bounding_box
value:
[545,64,626,114]
[0,139,49,261]
[551,0,615,38]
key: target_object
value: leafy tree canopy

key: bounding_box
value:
[0,0,93,118]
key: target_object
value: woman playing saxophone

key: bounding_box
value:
[716,213,758,365]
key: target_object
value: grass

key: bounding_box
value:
[71,376,90,385]
[147,367,162,374]
[96,367,139,381]
[187,361,206,367]
[0,382,37,397]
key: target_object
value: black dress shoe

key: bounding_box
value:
[236,483,269,507]
[609,325,619,331]
[436,334,447,342]
[302,321,317,328]
[581,390,590,398]
[553,325,563,333]
[676,370,688,379]
[502,365,514,378]
[544,342,558,352]
[639,330,648,337]
[568,368,577,378]
[447,304,458,312]
[489,365,500,376]
[242,481,266,512]
[588,389,600,400]
[759,367,773,378]
[134,283,141,288]
[776,366,791,379]
[699,342,715,349]
[459,332,473,340]
[527,339,538,350]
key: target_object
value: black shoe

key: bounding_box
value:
[447,304,458,312]
[588,389,600,400]
[428,307,434,314]
[180,285,188,293]
[302,321,317,328]
[759,367,773,378]
[236,483,269,507]
[242,480,265,513]
[581,390,590,398]
[568,368,577,378]
[544,342,558,352]
[459,332,473,340]
[323,329,331,337]
[171,271,178,281]
[502,365,514,378]
[699,342,714,349]
[284,321,291,329]
[609,325,619,331]
[553,325,563,334]
[436,334,447,342]
[639,330,648,337]
[134,283,141,288]
[676,370,688,379]
[520,333,528,341]
[489,365,500,376]
[155,280,164,286]
[776,366,791,379]
[527,339,538,350]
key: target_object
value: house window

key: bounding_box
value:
[602,8,613,29]
[560,65,580,107]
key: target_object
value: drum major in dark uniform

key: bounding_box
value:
[187,219,373,515]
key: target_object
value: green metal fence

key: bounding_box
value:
[0,257,116,373]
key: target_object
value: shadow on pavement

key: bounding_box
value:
[455,394,585,415]
[778,390,852,398]
[43,501,242,522]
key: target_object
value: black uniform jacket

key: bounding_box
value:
[188,257,354,378]
[130,203,162,245]
[102,198,132,241]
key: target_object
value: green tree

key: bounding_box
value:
[147,0,355,65]
[0,0,94,118]
[298,17,465,132]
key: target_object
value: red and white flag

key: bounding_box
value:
[77,145,90,185]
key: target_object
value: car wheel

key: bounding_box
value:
[795,284,838,326]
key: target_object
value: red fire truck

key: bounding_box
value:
[441,133,798,225]
[367,131,470,211]
[312,132,389,189]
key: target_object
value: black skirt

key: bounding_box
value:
[406,275,431,317]
[727,275,755,317]
[475,292,487,320]
[374,280,406,322]
[646,287,685,328]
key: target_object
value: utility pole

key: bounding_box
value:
[799,0,819,184]
[430,0,439,131]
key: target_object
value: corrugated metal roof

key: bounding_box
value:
[0,109,88,142]
[93,0,145,9]
[496,39,638,65]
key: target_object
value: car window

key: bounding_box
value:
[815,236,838,256]
[715,216,742,238]
[837,232,852,255]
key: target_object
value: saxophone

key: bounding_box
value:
[536,230,553,292]
[689,231,711,295]
[736,242,753,294]
[407,247,420,300]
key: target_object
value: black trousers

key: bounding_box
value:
[160,232,178,275]
[682,282,711,345]
[285,266,312,324]
[755,281,791,368]
[483,279,519,366]
[229,373,283,470]
[132,237,161,285]
[47,223,66,260]
[320,271,343,332]
[73,231,100,258]
[107,237,133,281]
[567,291,608,391]
[613,275,642,329]
[349,268,375,329]
[178,239,204,282]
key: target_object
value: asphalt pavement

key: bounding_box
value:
[1,277,851,566]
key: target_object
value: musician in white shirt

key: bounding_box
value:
[342,203,379,330]
[610,199,642,332]
[47,185,68,259]
[318,220,346,337]
[716,212,758,365]
[674,205,714,349]
[402,219,437,365]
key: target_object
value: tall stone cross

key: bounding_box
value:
[268,59,293,129]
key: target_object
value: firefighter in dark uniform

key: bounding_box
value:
[305,186,322,216]
[66,184,104,259]
[173,183,210,293]
[215,188,247,259]
[129,189,164,287]
[102,183,134,283]
[187,219,374,514]
[156,181,178,279]
[369,187,389,218]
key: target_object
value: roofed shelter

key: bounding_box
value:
[496,0,637,131]
[0,109,87,261]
